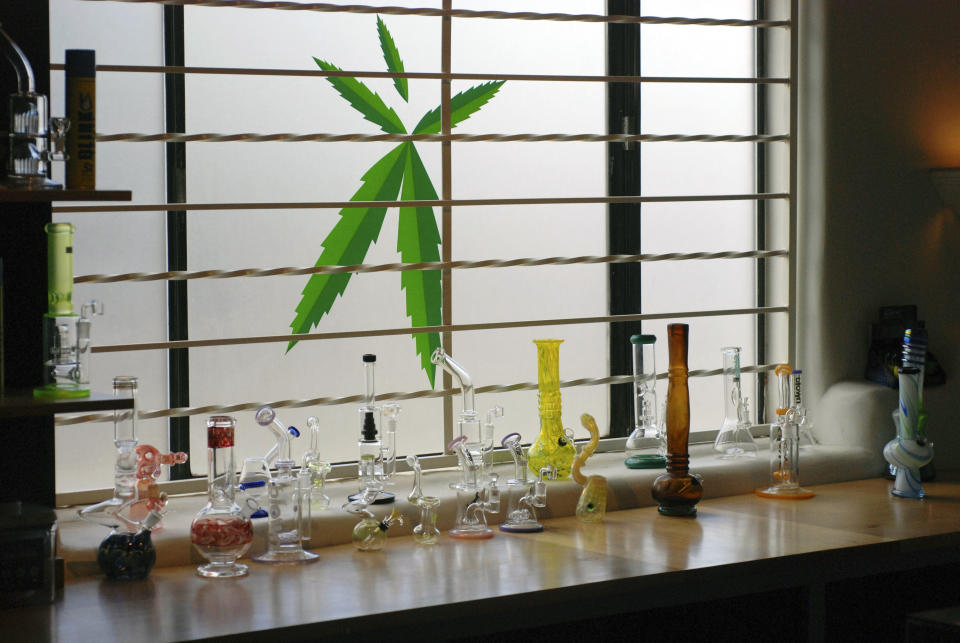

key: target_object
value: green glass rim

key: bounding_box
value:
[629,334,657,345]
[625,454,666,469]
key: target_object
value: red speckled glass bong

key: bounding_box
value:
[190,416,254,578]
[651,323,703,516]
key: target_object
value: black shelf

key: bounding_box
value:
[0,390,133,419]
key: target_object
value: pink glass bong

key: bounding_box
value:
[190,416,254,578]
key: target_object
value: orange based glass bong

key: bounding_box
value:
[651,323,703,516]
[527,339,576,480]
[756,364,814,499]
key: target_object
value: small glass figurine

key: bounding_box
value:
[574,414,607,523]
[190,416,254,578]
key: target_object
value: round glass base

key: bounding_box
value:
[625,454,666,469]
[891,488,926,499]
[499,522,544,533]
[347,491,395,504]
[253,548,319,565]
[196,562,248,578]
[449,527,495,540]
[755,485,814,500]
[657,504,697,517]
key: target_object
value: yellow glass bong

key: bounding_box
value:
[527,339,576,479]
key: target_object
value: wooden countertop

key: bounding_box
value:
[7,476,960,642]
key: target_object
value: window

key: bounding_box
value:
[49,0,793,498]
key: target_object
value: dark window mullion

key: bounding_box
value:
[164,6,191,479]
[755,0,768,423]
[607,0,643,437]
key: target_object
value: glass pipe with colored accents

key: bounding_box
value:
[884,366,934,498]
[447,435,500,539]
[343,494,404,551]
[573,413,607,523]
[127,444,187,527]
[756,364,813,500]
[238,406,301,518]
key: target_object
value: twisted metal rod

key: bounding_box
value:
[75,249,789,284]
[80,1,791,28]
[95,131,789,144]
[55,364,778,426]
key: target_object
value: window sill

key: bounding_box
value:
[57,440,882,580]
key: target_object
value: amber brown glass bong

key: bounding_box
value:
[651,323,703,516]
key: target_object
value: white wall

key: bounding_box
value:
[798,1,960,467]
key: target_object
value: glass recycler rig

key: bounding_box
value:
[447,435,500,539]
[499,433,555,533]
[190,416,254,578]
[252,406,317,565]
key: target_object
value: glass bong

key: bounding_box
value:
[527,339,576,480]
[447,435,500,539]
[343,494,404,552]
[499,433,555,533]
[351,354,394,504]
[0,23,68,190]
[883,364,934,498]
[431,347,497,485]
[238,407,301,519]
[712,346,758,458]
[625,334,667,469]
[756,364,814,500]
[251,406,317,564]
[34,222,104,399]
[406,454,441,545]
[190,416,254,578]
[79,376,166,579]
[302,416,332,511]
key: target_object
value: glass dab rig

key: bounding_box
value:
[431,348,499,486]
[447,435,500,539]
[573,414,607,523]
[351,354,395,504]
[34,223,104,399]
[499,432,555,533]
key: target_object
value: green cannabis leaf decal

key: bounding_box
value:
[290,17,505,387]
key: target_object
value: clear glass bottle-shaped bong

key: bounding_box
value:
[527,339,576,480]
[713,346,758,458]
[651,324,703,516]
[190,416,254,578]
[756,364,814,500]
[625,334,667,469]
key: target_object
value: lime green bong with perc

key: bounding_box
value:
[33,222,103,398]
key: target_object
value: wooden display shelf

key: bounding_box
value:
[0,389,132,418]
[0,188,132,203]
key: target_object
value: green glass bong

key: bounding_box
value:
[34,222,103,398]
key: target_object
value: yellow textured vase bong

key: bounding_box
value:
[527,339,577,480]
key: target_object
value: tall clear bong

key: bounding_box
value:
[712,346,757,458]
[350,354,394,504]
[756,364,813,499]
[252,406,317,564]
[625,334,666,469]
[499,433,555,533]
